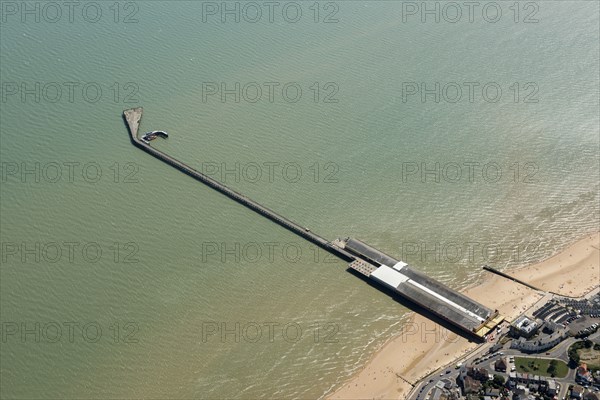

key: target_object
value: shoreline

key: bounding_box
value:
[328,232,600,400]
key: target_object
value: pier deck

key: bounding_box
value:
[340,238,501,337]
[123,107,355,261]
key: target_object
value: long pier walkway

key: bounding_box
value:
[123,108,507,340]
[123,108,355,262]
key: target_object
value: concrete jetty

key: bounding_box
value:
[123,107,503,340]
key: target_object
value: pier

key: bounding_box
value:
[123,107,503,340]
[340,238,505,337]
[122,108,355,262]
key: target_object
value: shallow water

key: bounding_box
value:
[1,1,598,398]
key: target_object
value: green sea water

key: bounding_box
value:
[1,1,598,398]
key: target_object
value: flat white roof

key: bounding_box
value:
[370,265,408,289]
[369,264,486,323]
[392,261,408,271]
[406,279,485,322]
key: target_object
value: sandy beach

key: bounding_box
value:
[329,232,600,400]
